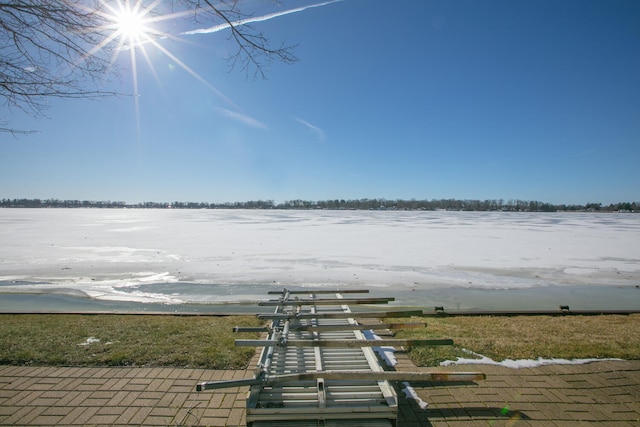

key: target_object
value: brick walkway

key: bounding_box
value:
[1,360,639,426]
[394,357,640,426]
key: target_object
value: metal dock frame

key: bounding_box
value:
[256,291,398,426]
[196,288,485,426]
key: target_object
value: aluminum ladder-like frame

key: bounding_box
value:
[246,291,398,426]
[195,288,486,427]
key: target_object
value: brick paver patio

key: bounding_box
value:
[1,359,638,426]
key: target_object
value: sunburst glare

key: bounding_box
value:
[87,0,298,143]
[102,0,162,50]
[93,0,219,143]
[113,4,149,45]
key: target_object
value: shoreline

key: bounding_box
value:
[1,284,638,314]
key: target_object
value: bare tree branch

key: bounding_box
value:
[0,0,298,134]
[0,1,115,117]
[198,0,297,79]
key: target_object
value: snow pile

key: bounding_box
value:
[401,382,428,409]
[362,329,397,367]
[441,349,623,368]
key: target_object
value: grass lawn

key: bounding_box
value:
[397,313,640,366]
[1,313,638,369]
[0,314,262,369]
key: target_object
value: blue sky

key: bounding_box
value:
[2,0,639,205]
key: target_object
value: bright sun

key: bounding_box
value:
[112,3,151,46]
[116,11,145,37]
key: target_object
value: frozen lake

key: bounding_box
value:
[0,209,638,311]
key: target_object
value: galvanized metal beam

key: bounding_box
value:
[258,297,395,306]
[267,289,370,295]
[196,371,486,391]
[233,322,426,333]
[235,338,454,348]
[257,309,424,320]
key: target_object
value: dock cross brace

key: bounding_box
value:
[196,369,486,391]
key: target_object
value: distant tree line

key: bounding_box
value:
[1,198,638,212]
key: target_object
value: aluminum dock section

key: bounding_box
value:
[197,289,485,426]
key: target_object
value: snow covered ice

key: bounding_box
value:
[0,208,638,309]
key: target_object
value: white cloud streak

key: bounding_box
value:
[181,0,343,36]
[180,1,342,130]
[294,116,326,142]
[215,107,268,130]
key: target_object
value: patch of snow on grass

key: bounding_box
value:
[441,348,623,368]
[78,337,100,346]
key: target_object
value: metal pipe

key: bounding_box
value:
[257,309,424,320]
[196,370,485,391]
[267,289,370,295]
[259,297,395,306]
[235,338,454,348]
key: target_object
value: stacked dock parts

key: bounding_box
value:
[196,289,485,426]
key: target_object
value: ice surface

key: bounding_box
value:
[0,209,638,307]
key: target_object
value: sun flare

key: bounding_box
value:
[113,4,151,46]
[94,0,235,144]
[116,9,146,38]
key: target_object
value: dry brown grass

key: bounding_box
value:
[1,313,638,369]
[0,314,262,369]
[395,314,640,366]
